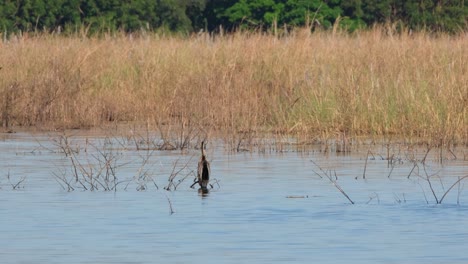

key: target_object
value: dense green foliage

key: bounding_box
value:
[0,0,466,34]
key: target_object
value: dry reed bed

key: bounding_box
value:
[1,29,467,145]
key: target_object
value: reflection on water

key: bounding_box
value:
[0,132,468,263]
[198,188,210,197]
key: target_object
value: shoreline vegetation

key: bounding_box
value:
[1,28,467,148]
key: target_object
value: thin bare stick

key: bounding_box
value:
[12,176,26,190]
[190,181,199,188]
[417,181,429,204]
[366,192,380,204]
[52,172,67,191]
[76,178,88,190]
[387,153,394,168]
[210,178,221,189]
[146,174,159,190]
[333,171,355,204]
[439,175,468,204]
[7,170,26,190]
[165,155,194,190]
[421,147,432,164]
[69,156,80,182]
[362,149,370,179]
[310,159,329,178]
[310,159,354,204]
[165,158,180,190]
[447,148,457,160]
[165,194,175,215]
[387,162,395,178]
[407,162,418,179]
[457,178,463,205]
[423,165,439,204]
[52,171,75,191]
[173,170,195,190]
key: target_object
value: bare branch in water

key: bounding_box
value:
[7,170,27,190]
[457,177,464,205]
[164,156,194,191]
[310,159,354,204]
[416,181,429,204]
[423,164,439,204]
[439,175,468,204]
[362,149,371,179]
[421,147,432,164]
[413,160,468,204]
[165,194,175,215]
[366,192,380,204]
[387,161,395,178]
[407,162,418,179]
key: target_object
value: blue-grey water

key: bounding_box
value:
[1,132,467,263]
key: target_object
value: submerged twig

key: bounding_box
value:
[414,160,468,204]
[362,149,371,179]
[165,194,175,215]
[310,159,354,204]
[417,181,429,204]
[457,177,463,205]
[164,156,195,191]
[52,134,161,192]
[387,162,395,178]
[407,162,418,179]
[439,175,468,204]
[421,147,432,164]
[7,170,27,190]
[366,192,380,204]
[423,165,440,204]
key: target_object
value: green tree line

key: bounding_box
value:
[0,0,466,35]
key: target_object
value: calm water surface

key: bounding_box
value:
[1,132,467,263]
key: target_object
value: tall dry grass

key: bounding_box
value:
[1,29,467,145]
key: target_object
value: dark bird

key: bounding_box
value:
[197,141,210,191]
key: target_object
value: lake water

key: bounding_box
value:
[1,132,467,263]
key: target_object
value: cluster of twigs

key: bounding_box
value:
[406,147,468,204]
[1,169,27,190]
[51,135,127,191]
[126,148,160,192]
[130,123,197,151]
[46,133,216,214]
[377,143,467,204]
[311,143,467,205]
[49,134,199,193]
[163,157,196,191]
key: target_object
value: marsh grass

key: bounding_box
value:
[1,28,466,147]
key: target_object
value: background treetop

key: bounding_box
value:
[0,0,466,35]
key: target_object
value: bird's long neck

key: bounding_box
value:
[201,141,206,158]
